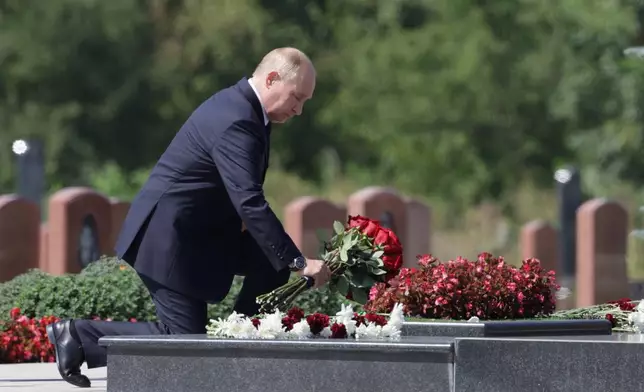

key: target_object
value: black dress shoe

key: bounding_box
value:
[46,320,91,388]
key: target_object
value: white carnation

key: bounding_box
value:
[288,321,312,339]
[320,326,332,338]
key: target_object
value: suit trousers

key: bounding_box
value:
[76,234,291,369]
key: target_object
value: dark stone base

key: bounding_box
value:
[100,321,634,392]
[454,334,644,392]
[401,318,612,337]
[101,335,454,392]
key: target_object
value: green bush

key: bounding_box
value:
[0,256,353,323]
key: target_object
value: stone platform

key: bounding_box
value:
[100,319,642,392]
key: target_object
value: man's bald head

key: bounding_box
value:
[252,47,315,82]
[249,47,316,124]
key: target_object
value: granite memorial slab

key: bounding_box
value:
[99,319,618,392]
[454,333,644,392]
[401,318,612,337]
[99,334,455,392]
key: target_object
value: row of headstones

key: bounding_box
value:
[0,186,632,308]
[0,186,430,280]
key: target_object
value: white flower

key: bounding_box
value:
[234,318,259,339]
[636,300,644,313]
[467,316,480,323]
[288,321,312,339]
[386,303,404,330]
[206,318,228,337]
[555,287,572,300]
[256,310,287,339]
[629,311,644,333]
[334,303,357,335]
[207,303,405,341]
[320,326,332,338]
[226,311,246,323]
[355,323,381,340]
[381,324,401,341]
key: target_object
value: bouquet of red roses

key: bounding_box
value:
[256,215,403,313]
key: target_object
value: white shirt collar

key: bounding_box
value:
[248,79,269,126]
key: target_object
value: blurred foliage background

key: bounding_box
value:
[2,0,644,260]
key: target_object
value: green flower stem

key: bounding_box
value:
[256,251,345,314]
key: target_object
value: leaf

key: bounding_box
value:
[335,275,350,296]
[340,247,348,262]
[352,273,376,288]
[371,250,384,260]
[333,221,345,235]
[351,287,368,304]
[365,258,380,268]
[368,266,387,276]
[342,235,354,252]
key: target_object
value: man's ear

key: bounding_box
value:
[265,71,280,88]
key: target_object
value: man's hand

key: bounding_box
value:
[297,259,331,289]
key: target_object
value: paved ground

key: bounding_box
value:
[0,363,106,391]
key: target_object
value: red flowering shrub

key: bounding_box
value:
[0,308,59,364]
[0,308,141,364]
[364,252,560,320]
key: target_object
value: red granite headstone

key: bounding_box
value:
[47,187,112,275]
[0,195,40,282]
[576,199,630,307]
[284,196,347,259]
[520,220,559,273]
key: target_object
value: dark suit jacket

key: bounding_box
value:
[114,77,303,302]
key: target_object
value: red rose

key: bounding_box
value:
[347,215,381,237]
[251,318,261,329]
[373,227,403,273]
[374,228,402,253]
[330,323,348,339]
[383,254,403,272]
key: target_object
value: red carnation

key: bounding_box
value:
[353,313,366,327]
[608,298,635,312]
[282,316,296,331]
[364,313,387,326]
[286,307,305,322]
[251,318,261,329]
[306,313,330,335]
[330,323,348,339]
[605,314,616,327]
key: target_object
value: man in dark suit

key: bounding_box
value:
[46,47,332,388]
